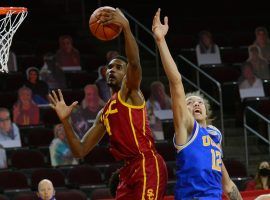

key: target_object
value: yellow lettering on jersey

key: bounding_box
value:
[103,100,118,135]
[202,135,211,146]
[147,188,155,200]
[203,135,222,172]
[202,135,219,149]
[211,149,222,172]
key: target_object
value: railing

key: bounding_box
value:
[243,106,270,169]
[176,55,224,141]
[117,10,226,143]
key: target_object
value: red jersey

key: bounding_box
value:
[101,92,168,200]
[101,92,156,161]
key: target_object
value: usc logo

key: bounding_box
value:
[146,188,154,200]
[102,100,118,135]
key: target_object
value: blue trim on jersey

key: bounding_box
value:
[174,121,222,199]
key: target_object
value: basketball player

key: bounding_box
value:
[49,7,167,200]
[152,8,243,200]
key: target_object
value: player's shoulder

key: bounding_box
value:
[206,124,222,144]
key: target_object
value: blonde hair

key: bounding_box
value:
[185,91,213,125]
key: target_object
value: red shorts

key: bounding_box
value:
[116,152,168,200]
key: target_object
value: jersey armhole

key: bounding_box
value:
[173,120,199,153]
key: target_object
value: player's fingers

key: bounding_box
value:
[52,90,59,102]
[71,101,78,108]
[156,8,161,18]
[164,16,168,25]
[58,89,64,102]
[48,93,57,105]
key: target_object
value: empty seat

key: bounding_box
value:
[20,126,54,147]
[0,194,9,200]
[67,165,103,187]
[223,159,247,178]
[55,189,87,200]
[202,65,241,83]
[0,171,29,191]
[83,146,116,166]
[104,163,123,183]
[31,168,66,190]
[10,149,47,169]
[61,89,85,106]
[1,72,25,92]
[13,192,39,200]
[91,188,113,200]
[0,92,17,110]
[39,106,60,126]
[64,71,97,89]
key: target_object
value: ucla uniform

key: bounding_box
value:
[174,120,223,200]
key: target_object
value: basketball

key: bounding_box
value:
[89,6,122,41]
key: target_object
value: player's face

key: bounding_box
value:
[106,59,127,90]
[186,96,207,123]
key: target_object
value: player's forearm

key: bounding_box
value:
[61,119,85,158]
[156,38,181,84]
[225,182,243,200]
[122,24,140,69]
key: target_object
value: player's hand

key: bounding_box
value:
[48,89,78,122]
[152,8,169,42]
[97,7,128,28]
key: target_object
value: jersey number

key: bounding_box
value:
[211,149,221,172]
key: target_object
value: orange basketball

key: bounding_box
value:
[89,6,122,41]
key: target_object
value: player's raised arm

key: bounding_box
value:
[152,8,193,144]
[99,7,142,90]
[49,89,106,158]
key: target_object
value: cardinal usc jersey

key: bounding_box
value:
[101,92,157,161]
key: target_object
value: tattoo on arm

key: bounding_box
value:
[228,185,242,200]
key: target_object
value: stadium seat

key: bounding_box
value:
[223,159,247,177]
[55,189,87,200]
[0,170,29,191]
[104,163,123,183]
[20,126,54,147]
[0,194,9,200]
[83,146,116,166]
[10,149,47,169]
[31,168,66,190]
[13,192,39,200]
[91,188,113,200]
[67,165,104,188]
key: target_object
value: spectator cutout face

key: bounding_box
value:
[0,110,11,133]
[54,124,66,141]
[84,85,100,109]
[60,36,73,53]
[19,87,32,103]
[37,179,55,200]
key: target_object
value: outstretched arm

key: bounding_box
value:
[49,89,106,158]
[222,162,243,200]
[152,8,193,144]
[98,8,141,90]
